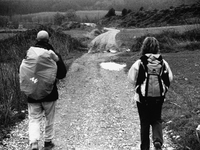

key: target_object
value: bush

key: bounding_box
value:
[65,9,78,22]
[127,9,132,14]
[0,16,9,27]
[54,12,65,25]
[122,8,128,16]
[105,8,116,18]
[54,10,79,26]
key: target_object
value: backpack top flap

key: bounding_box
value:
[136,54,163,86]
[25,47,57,82]
[20,47,57,100]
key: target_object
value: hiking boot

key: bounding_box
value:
[43,141,55,150]
[30,142,39,150]
[154,141,162,150]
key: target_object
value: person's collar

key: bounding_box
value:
[145,53,160,58]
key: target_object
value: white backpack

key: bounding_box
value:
[19,47,57,100]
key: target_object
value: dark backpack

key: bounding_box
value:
[136,55,170,98]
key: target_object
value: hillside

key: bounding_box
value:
[0,0,198,15]
[100,2,200,28]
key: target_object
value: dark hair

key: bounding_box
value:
[140,37,160,56]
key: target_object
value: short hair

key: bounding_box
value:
[36,30,49,42]
[140,37,160,56]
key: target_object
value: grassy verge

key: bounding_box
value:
[0,25,86,141]
[110,27,200,149]
[163,51,200,150]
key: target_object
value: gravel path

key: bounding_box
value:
[1,53,175,150]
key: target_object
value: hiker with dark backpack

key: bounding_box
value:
[128,37,173,150]
[19,30,67,150]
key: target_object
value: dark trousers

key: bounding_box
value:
[137,97,164,150]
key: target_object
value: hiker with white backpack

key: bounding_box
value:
[128,37,173,150]
[19,30,67,150]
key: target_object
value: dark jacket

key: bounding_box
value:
[27,41,67,103]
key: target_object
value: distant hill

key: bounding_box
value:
[100,2,200,28]
[0,0,198,15]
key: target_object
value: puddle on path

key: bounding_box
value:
[100,62,126,71]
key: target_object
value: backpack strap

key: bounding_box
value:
[158,61,164,97]
[135,56,147,96]
[136,57,146,87]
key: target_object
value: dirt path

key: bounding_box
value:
[54,53,140,150]
[1,52,175,150]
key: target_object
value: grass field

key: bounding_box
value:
[163,51,200,150]
[11,10,121,24]
[76,10,121,20]
[0,33,16,40]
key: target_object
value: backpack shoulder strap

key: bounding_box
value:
[140,55,148,66]
[136,56,147,87]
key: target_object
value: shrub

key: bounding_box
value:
[54,12,65,25]
[0,16,9,27]
[122,8,128,16]
[105,8,116,18]
[65,9,78,22]
[127,9,132,14]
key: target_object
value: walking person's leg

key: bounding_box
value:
[28,103,43,150]
[42,101,56,149]
[150,99,164,149]
[137,101,151,150]
[152,120,163,148]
